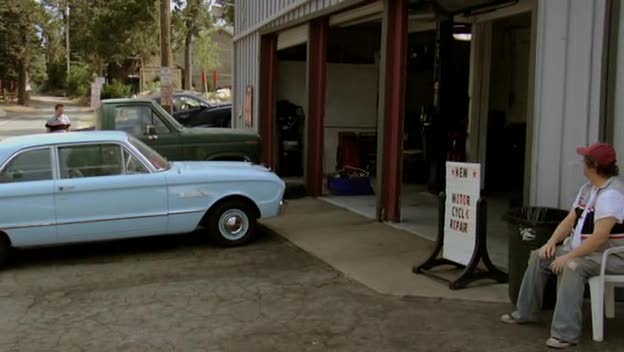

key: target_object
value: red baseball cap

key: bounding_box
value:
[576,142,617,167]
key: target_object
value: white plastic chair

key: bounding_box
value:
[588,246,624,341]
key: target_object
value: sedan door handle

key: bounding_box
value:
[58,186,75,191]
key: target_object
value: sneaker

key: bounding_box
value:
[546,337,575,349]
[500,312,531,324]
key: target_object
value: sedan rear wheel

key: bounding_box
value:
[208,201,256,246]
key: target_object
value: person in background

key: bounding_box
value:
[45,104,71,132]
[500,142,624,349]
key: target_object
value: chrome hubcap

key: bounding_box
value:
[218,209,249,241]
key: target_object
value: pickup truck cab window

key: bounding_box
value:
[0,148,52,183]
[58,144,123,178]
[114,105,170,135]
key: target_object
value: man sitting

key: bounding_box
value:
[500,142,624,349]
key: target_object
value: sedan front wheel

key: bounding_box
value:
[207,201,256,246]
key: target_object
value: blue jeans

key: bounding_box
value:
[513,245,609,342]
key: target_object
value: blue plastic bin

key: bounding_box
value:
[328,176,374,195]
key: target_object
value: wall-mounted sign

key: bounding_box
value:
[245,85,254,128]
[443,162,481,265]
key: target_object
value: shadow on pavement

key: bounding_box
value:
[8,227,278,269]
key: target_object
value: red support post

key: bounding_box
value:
[307,18,328,197]
[213,70,218,92]
[259,34,278,170]
[201,71,207,93]
[382,0,408,222]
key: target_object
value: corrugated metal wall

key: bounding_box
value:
[530,0,608,209]
[612,2,624,167]
[233,0,358,130]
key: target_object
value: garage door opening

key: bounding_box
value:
[322,21,382,201]
[398,17,472,241]
[276,44,308,178]
[396,11,534,269]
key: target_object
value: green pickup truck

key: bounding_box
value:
[93,98,260,162]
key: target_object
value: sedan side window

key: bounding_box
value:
[0,148,52,183]
[59,144,123,178]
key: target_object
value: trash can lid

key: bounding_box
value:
[503,207,568,226]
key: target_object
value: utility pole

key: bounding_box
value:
[160,0,173,114]
[65,1,70,74]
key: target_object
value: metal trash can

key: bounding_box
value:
[504,207,568,309]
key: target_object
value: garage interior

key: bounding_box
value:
[276,44,308,178]
[322,4,534,270]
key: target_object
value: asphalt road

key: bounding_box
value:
[0,96,94,138]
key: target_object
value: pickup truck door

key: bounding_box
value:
[145,111,184,161]
[111,104,183,161]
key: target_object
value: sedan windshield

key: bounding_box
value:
[128,136,169,171]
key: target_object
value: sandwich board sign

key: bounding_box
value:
[414,162,507,289]
[442,162,481,266]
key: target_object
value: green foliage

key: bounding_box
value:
[40,0,160,79]
[222,0,235,25]
[173,0,213,52]
[90,0,160,66]
[65,63,92,97]
[101,80,132,99]
[0,0,47,102]
[45,63,67,91]
[29,52,48,89]
[2,0,224,98]
[196,29,220,72]
[144,78,161,92]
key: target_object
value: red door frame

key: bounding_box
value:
[307,18,329,197]
[259,34,278,170]
[382,0,408,222]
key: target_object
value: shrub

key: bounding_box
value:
[101,80,132,99]
[65,64,92,97]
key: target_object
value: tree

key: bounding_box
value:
[173,0,213,90]
[35,0,163,94]
[222,0,235,25]
[195,29,220,90]
[0,1,47,104]
[40,0,67,90]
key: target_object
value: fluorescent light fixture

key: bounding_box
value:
[453,33,472,41]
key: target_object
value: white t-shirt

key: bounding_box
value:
[571,178,624,249]
[46,114,71,132]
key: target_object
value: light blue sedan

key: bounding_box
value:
[0,131,285,264]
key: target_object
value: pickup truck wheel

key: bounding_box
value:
[0,235,11,267]
[208,201,256,246]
